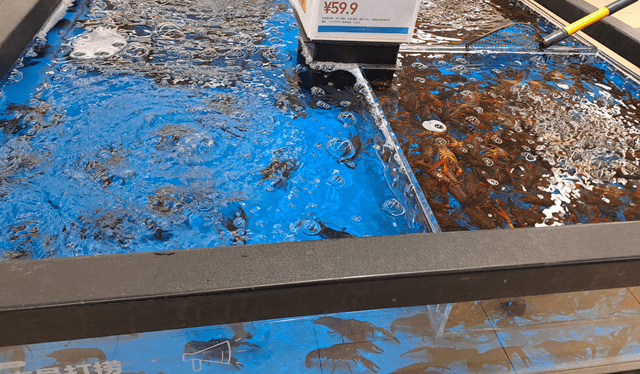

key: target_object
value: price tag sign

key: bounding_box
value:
[290,0,420,43]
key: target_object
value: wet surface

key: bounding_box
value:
[0,0,430,260]
[377,52,640,231]
[410,0,580,47]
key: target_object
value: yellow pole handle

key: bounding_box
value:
[564,7,611,35]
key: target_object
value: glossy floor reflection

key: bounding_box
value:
[3,288,640,373]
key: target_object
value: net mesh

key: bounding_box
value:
[466,23,542,51]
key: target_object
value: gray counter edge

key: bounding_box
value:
[0,0,63,80]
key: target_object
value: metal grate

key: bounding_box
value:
[466,23,543,51]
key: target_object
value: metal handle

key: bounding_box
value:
[543,0,638,47]
[607,0,638,14]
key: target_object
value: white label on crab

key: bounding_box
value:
[71,27,127,60]
[422,120,447,132]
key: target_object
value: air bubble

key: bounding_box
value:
[263,46,291,63]
[226,48,246,59]
[353,82,365,92]
[123,43,149,59]
[451,65,468,74]
[521,152,536,161]
[491,136,502,144]
[340,100,351,107]
[412,62,428,69]
[510,82,529,93]
[422,120,447,132]
[623,163,639,175]
[310,86,325,96]
[382,198,405,216]
[50,75,65,83]
[414,77,426,83]
[482,158,494,166]
[325,138,356,160]
[466,116,480,125]
[155,23,184,40]
[435,138,447,145]
[300,219,321,235]
[233,217,247,228]
[327,174,345,186]
[316,101,331,109]
[7,70,23,83]
[487,178,499,185]
[337,112,356,125]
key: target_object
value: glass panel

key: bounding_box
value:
[4,290,640,373]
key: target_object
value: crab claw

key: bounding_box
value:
[358,357,380,373]
[358,341,384,354]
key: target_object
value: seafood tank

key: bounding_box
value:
[3,0,640,373]
[0,0,435,260]
[373,0,640,231]
[377,51,640,231]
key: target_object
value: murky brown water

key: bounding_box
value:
[411,0,541,45]
[376,52,640,231]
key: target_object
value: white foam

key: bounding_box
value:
[71,27,127,60]
[535,168,580,227]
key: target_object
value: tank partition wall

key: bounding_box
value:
[2,0,640,349]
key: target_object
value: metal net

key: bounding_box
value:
[466,23,542,51]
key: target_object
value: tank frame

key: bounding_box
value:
[2,0,640,348]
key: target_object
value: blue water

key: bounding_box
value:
[0,0,431,260]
